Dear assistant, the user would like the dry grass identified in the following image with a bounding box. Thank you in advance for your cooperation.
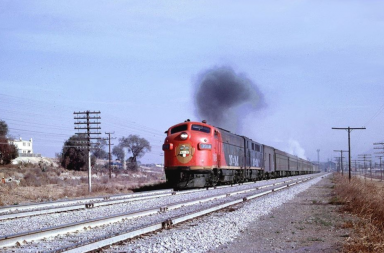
[0,164,165,206]
[334,174,384,252]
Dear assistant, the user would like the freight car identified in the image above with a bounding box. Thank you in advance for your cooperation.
[162,120,318,189]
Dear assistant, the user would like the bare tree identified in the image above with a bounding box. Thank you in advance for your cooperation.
[112,145,125,161]
[92,139,108,159]
[119,135,151,171]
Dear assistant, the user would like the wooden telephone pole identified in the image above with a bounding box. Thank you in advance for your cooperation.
[333,150,348,176]
[104,132,116,179]
[74,111,101,193]
[358,154,372,181]
[374,142,384,181]
[332,127,366,182]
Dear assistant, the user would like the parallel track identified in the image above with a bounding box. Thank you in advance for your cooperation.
[0,181,273,221]
[0,189,173,215]
[0,174,321,252]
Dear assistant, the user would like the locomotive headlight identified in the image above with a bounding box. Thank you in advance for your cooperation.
[180,132,189,140]
[198,143,212,150]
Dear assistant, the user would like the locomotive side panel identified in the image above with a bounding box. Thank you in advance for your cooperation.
[244,138,263,170]
[263,145,275,173]
[220,130,245,169]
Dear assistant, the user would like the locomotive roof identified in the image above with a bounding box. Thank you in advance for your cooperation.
[166,121,312,164]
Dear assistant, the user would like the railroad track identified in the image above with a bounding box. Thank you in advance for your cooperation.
[0,180,276,221]
[0,174,321,252]
[0,189,179,221]
[0,189,174,216]
[0,176,304,221]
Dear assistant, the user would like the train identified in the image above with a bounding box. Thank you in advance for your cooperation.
[162,120,319,189]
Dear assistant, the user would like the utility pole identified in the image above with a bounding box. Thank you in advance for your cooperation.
[317,149,320,171]
[332,127,366,182]
[74,111,101,193]
[105,132,116,179]
[334,157,342,173]
[370,160,372,180]
[376,156,383,181]
[358,154,371,181]
[374,142,384,181]
[350,160,359,175]
[334,150,348,176]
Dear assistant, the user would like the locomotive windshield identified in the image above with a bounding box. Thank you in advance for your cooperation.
[170,124,188,134]
[191,124,211,133]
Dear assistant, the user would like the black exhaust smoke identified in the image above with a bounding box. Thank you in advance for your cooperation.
[193,66,266,132]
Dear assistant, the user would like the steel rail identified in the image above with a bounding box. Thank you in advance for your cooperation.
[0,192,174,221]
[0,175,309,221]
[0,175,317,250]
[62,176,319,253]
[0,175,294,215]
[0,189,173,214]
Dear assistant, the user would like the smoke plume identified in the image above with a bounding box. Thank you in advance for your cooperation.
[193,66,266,132]
[288,139,306,159]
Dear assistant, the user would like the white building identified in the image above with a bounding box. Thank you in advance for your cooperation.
[8,137,33,155]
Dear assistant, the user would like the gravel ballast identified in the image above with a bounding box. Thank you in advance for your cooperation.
[0,176,305,236]
[1,176,314,252]
[217,174,353,253]
[104,175,329,253]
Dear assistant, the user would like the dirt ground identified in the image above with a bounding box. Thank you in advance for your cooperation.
[215,175,353,253]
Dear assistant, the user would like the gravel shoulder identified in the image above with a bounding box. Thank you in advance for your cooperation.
[103,175,334,253]
[215,175,352,253]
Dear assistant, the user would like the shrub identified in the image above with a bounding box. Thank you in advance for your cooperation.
[21,172,42,187]
[0,136,18,164]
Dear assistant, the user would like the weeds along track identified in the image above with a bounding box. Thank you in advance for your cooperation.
[0,174,321,252]
[335,174,384,253]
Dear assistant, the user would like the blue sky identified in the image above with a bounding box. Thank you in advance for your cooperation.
[1,1,384,164]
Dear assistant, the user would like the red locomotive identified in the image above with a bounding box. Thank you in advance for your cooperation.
[163,120,318,189]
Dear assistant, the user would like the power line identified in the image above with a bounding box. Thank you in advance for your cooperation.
[0,92,165,162]
[333,150,348,176]
[332,127,366,182]
[358,154,372,180]
[364,102,384,127]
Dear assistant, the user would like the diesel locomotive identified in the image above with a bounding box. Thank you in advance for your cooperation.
[162,120,318,189]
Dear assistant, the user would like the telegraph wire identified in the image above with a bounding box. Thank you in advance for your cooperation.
[353,101,384,152]
[3,118,72,131]
[0,92,165,161]
[364,102,384,127]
